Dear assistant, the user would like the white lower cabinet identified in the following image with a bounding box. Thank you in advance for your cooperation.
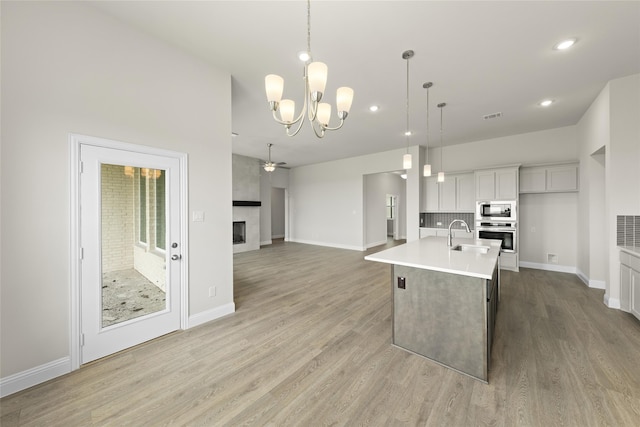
[632,269,640,320]
[499,252,518,271]
[620,250,640,321]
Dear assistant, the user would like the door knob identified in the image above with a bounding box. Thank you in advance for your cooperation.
[171,254,182,260]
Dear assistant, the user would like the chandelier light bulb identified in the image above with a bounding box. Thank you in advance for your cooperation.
[265,75,284,103]
[279,99,296,123]
[316,103,332,126]
[336,87,354,115]
[308,62,328,99]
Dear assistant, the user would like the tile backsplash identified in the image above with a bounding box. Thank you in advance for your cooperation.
[617,215,640,247]
[421,212,475,230]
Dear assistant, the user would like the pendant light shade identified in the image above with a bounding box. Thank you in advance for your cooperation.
[403,153,412,169]
[437,171,445,183]
[423,164,432,177]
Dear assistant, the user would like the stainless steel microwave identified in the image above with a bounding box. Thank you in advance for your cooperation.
[476,201,517,221]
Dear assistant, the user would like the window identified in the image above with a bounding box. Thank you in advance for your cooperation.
[386,195,395,220]
[155,172,166,250]
[138,171,147,245]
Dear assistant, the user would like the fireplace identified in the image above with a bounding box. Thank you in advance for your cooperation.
[233,221,246,245]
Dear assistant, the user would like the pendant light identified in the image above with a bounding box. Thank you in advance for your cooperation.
[437,102,446,182]
[402,50,413,170]
[423,82,433,177]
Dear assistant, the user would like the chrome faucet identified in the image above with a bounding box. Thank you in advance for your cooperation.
[448,219,471,247]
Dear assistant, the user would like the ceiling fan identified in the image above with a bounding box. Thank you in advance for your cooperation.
[261,143,286,172]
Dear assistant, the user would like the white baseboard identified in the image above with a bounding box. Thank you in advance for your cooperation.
[0,357,71,398]
[271,234,285,239]
[366,239,388,249]
[187,302,235,329]
[288,238,364,251]
[576,268,607,290]
[260,239,273,246]
[605,293,621,309]
[519,261,576,274]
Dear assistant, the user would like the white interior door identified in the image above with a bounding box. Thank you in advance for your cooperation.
[79,143,183,364]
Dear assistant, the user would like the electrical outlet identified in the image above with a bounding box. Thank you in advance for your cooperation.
[547,254,558,264]
[208,286,216,297]
[397,277,406,289]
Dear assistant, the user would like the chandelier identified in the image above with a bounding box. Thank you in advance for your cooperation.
[264,0,354,138]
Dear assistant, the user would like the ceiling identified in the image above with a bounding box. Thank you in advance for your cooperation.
[93,1,640,168]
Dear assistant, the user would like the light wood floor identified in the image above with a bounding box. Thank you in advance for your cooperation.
[2,239,640,426]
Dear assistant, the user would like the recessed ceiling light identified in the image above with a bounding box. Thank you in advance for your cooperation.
[554,38,576,50]
[298,51,311,62]
[404,131,412,136]
[540,99,554,107]
[369,105,379,112]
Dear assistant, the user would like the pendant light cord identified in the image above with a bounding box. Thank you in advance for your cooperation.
[405,56,410,154]
[307,0,311,58]
[440,104,443,171]
[426,87,430,163]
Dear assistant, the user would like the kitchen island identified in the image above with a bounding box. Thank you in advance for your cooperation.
[365,236,501,382]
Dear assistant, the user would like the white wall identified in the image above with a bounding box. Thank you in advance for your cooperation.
[1,1,233,387]
[427,126,578,172]
[364,173,407,248]
[519,192,578,268]
[576,84,610,288]
[289,147,412,250]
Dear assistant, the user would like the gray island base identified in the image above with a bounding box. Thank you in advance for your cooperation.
[365,236,501,383]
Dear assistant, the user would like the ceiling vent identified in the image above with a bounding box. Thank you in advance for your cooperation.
[483,112,503,120]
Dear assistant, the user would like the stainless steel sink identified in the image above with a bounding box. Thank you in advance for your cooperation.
[451,244,490,254]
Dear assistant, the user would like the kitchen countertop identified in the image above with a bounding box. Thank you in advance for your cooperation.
[365,236,501,280]
[620,246,640,257]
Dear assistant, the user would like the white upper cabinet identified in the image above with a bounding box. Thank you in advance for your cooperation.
[424,173,475,212]
[520,163,579,193]
[475,167,519,200]
[456,173,476,212]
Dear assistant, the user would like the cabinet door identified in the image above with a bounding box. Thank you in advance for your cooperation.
[456,173,475,212]
[495,169,518,200]
[440,178,457,211]
[520,167,546,193]
[475,171,496,200]
[547,165,578,192]
[621,264,631,312]
[425,177,439,211]
[631,269,640,320]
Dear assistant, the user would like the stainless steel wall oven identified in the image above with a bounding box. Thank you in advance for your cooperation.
[476,222,516,253]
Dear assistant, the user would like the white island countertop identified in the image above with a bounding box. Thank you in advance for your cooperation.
[365,236,501,280]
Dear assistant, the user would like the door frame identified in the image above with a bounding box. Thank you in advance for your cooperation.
[69,133,189,371]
